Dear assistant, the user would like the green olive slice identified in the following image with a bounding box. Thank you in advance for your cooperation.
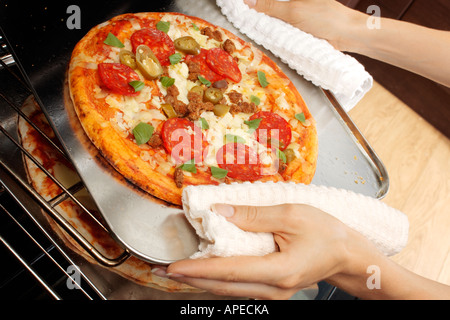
[204,87,223,104]
[213,104,230,117]
[174,36,201,55]
[284,148,296,164]
[135,45,163,80]
[161,103,177,119]
[119,50,137,69]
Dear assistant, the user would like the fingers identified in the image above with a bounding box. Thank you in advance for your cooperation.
[166,254,304,299]
[212,203,297,233]
[244,0,291,20]
[169,276,299,300]
[167,253,287,286]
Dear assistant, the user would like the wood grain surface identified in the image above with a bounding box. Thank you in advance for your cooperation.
[348,81,450,286]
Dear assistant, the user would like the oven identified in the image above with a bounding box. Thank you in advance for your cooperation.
[0,0,369,301]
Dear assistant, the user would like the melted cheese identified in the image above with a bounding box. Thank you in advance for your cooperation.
[168,62,196,104]
[105,85,166,134]
[200,111,273,168]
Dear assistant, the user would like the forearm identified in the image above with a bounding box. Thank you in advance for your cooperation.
[245,0,450,86]
[326,228,450,300]
[340,12,450,87]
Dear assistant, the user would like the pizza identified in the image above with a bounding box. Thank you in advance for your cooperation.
[18,96,202,294]
[68,12,318,206]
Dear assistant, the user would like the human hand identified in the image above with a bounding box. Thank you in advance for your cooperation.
[164,203,380,299]
[243,0,363,51]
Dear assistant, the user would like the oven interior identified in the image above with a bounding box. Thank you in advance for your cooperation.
[0,1,356,300]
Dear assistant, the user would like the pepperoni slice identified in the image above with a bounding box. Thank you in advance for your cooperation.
[98,63,140,96]
[130,28,175,66]
[249,111,292,151]
[206,48,242,83]
[161,118,208,164]
[216,143,262,181]
[184,49,225,83]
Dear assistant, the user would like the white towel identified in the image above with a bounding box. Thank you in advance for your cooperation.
[182,182,409,259]
[216,0,373,111]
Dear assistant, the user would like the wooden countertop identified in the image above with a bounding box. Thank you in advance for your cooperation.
[348,81,450,286]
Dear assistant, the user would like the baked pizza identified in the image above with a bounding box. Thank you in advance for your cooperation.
[68,12,318,205]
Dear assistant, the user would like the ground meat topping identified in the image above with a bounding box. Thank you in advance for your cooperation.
[201,27,223,42]
[187,90,203,103]
[222,39,236,54]
[174,167,184,188]
[227,90,243,104]
[173,101,188,117]
[230,101,257,114]
[186,101,214,121]
[186,60,201,81]
[147,132,163,148]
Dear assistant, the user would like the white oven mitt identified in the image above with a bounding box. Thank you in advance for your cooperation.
[182,182,409,259]
[216,0,373,111]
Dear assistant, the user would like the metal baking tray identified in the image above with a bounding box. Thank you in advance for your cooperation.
[0,0,388,266]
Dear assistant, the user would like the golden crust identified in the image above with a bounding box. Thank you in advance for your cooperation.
[68,12,318,206]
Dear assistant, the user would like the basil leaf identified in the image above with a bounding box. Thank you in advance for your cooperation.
[132,122,154,145]
[192,23,200,31]
[224,134,245,144]
[103,32,124,48]
[160,76,175,88]
[199,118,209,130]
[169,53,182,65]
[295,112,306,124]
[210,166,228,179]
[129,80,145,92]
[244,118,262,133]
[276,149,287,163]
[198,75,211,87]
[179,159,197,173]
[250,95,260,106]
[156,21,170,33]
[257,71,269,88]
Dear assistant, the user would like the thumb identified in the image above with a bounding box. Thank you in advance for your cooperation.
[244,0,291,19]
[212,203,289,233]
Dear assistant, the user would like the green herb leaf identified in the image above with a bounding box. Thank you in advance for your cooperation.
[156,21,170,33]
[244,118,262,133]
[192,23,200,31]
[179,159,197,173]
[198,75,211,87]
[129,80,145,92]
[199,118,209,130]
[103,32,124,48]
[276,149,287,163]
[169,53,182,65]
[210,166,228,179]
[132,122,154,145]
[257,71,269,88]
[295,112,306,124]
[250,95,260,106]
[160,76,175,88]
[224,134,246,144]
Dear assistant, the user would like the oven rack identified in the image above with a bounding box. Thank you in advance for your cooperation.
[0,190,104,299]
[0,38,130,299]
